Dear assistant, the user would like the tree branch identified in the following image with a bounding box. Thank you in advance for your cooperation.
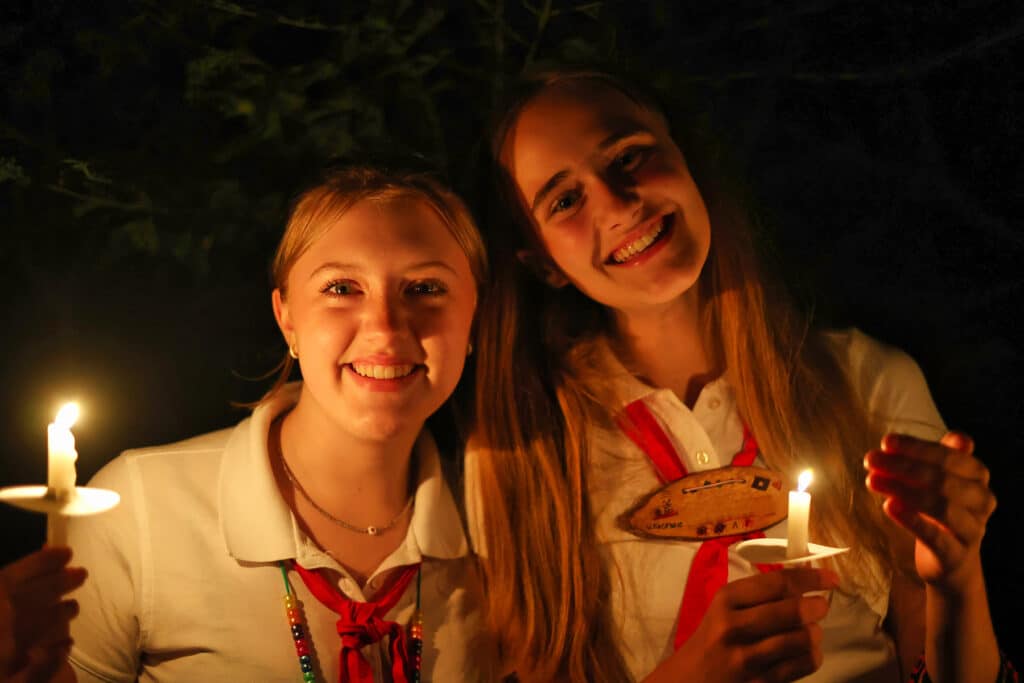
[206,0,351,33]
[524,0,553,68]
[45,185,163,215]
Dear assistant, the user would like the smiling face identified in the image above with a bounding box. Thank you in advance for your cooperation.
[502,80,712,317]
[273,197,477,444]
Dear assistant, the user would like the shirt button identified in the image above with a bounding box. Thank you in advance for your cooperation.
[708,398,721,409]
[696,450,710,465]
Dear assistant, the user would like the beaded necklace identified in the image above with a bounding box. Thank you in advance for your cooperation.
[278,561,425,682]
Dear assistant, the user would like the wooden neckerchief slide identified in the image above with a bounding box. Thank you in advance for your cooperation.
[622,465,787,540]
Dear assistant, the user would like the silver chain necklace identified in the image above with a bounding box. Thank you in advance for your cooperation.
[280,455,414,536]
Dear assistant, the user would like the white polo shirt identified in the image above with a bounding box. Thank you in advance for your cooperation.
[466,328,945,681]
[69,382,493,682]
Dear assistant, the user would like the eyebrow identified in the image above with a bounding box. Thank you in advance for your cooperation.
[530,171,569,216]
[308,259,458,280]
[528,125,649,216]
[405,259,459,275]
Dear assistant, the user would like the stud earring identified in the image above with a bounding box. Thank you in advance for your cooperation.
[466,342,474,357]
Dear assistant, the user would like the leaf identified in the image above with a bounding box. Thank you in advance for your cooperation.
[559,37,602,63]
[396,0,415,18]
[116,218,160,255]
[403,7,447,49]
[185,49,268,111]
[0,157,29,186]
[209,180,245,212]
[61,159,113,185]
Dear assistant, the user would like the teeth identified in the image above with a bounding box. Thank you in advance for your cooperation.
[611,219,666,263]
[351,363,415,380]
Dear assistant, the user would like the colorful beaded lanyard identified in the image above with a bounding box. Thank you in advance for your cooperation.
[278,561,425,682]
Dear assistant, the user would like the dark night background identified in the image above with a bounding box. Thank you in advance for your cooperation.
[2,0,1021,665]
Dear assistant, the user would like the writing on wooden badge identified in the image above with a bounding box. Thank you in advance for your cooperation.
[621,466,787,541]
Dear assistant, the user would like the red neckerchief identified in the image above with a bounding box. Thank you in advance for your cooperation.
[617,399,775,648]
[291,561,420,683]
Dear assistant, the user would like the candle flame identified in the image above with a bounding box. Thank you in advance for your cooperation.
[54,403,80,429]
[797,469,813,492]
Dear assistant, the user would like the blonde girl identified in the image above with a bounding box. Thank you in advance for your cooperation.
[67,166,493,681]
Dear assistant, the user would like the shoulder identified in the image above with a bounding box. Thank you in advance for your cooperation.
[823,328,945,438]
[87,423,239,499]
[824,328,923,384]
[122,425,235,460]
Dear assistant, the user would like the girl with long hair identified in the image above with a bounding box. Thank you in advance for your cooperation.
[66,165,495,681]
[467,71,1010,682]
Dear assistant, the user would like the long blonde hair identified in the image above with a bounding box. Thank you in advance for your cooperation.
[472,70,904,681]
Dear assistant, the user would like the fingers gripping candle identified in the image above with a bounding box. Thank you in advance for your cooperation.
[786,469,812,559]
[47,402,80,546]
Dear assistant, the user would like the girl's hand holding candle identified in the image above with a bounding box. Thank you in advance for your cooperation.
[786,469,813,559]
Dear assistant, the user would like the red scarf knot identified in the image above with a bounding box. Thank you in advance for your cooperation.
[292,560,420,683]
[336,613,402,649]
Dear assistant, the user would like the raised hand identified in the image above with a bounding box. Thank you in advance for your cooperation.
[864,432,996,591]
[647,568,838,683]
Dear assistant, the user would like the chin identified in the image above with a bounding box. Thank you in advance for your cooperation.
[348,412,425,443]
[638,263,703,300]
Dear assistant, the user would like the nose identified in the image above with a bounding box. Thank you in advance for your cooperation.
[591,172,640,232]
[361,291,409,343]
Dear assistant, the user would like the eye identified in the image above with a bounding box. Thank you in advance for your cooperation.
[549,188,582,216]
[406,279,448,297]
[613,146,651,173]
[321,279,361,296]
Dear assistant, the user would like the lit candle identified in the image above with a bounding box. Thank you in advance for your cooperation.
[46,402,80,546]
[786,469,813,559]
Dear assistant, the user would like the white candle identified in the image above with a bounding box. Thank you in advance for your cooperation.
[786,469,813,559]
[46,402,80,546]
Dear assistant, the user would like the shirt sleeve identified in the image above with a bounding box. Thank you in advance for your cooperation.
[67,454,146,683]
[836,328,947,440]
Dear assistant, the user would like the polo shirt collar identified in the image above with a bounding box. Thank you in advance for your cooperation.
[219,382,303,563]
[593,337,671,408]
[594,336,731,411]
[407,430,469,560]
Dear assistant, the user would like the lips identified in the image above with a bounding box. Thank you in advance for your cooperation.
[606,214,674,265]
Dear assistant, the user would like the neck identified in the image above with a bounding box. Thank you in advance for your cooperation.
[276,395,417,529]
[611,290,718,407]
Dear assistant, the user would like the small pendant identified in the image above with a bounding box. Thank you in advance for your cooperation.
[367,526,379,536]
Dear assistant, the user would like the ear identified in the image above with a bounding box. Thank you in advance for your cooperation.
[271,288,295,346]
[516,249,569,289]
